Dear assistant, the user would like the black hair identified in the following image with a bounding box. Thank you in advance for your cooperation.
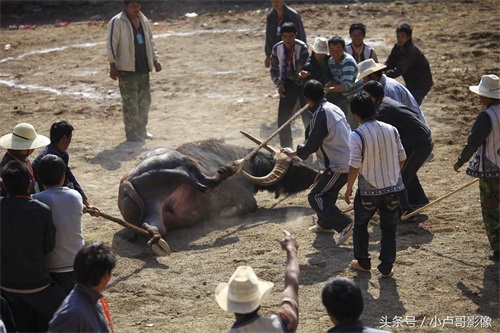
[124,1,140,5]
[349,23,366,37]
[303,80,325,102]
[1,161,31,196]
[74,241,117,287]
[350,91,377,121]
[50,120,74,144]
[362,80,385,100]
[328,36,346,50]
[281,22,297,34]
[396,23,412,38]
[322,277,364,323]
[37,154,66,187]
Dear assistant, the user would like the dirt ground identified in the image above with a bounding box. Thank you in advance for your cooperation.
[0,0,499,332]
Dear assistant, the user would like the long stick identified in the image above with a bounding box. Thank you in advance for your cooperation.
[238,104,310,168]
[401,178,479,220]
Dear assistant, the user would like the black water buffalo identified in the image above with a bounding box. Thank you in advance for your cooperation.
[118,139,317,241]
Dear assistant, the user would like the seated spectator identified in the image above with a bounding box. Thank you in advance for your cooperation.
[0,122,50,195]
[346,23,379,63]
[0,161,66,332]
[48,242,117,332]
[215,230,299,332]
[32,120,93,208]
[33,154,85,294]
[322,277,391,332]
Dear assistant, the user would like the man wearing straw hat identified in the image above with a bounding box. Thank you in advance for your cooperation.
[0,122,50,195]
[215,230,300,332]
[356,58,426,126]
[454,74,500,262]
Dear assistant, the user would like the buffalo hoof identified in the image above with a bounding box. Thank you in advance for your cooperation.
[151,238,171,256]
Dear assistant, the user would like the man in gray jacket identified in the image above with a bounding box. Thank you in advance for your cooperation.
[107,1,162,142]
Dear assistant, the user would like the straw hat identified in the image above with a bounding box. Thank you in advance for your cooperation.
[0,123,50,150]
[355,59,387,82]
[469,74,500,99]
[215,266,274,314]
[310,37,329,55]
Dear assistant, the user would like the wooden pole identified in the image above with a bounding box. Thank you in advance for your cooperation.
[400,178,479,220]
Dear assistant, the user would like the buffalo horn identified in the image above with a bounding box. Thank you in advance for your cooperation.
[241,152,291,186]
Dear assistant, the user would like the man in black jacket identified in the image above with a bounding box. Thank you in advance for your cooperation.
[384,23,433,105]
[363,81,433,217]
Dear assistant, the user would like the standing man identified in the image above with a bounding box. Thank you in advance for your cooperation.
[48,242,117,332]
[454,74,500,262]
[325,36,364,130]
[270,22,310,148]
[107,0,162,142]
[215,230,299,332]
[32,120,93,208]
[384,23,433,106]
[363,81,433,217]
[0,161,66,332]
[265,0,306,69]
[33,155,85,295]
[281,80,354,246]
[345,92,406,278]
[345,23,379,63]
[356,59,427,125]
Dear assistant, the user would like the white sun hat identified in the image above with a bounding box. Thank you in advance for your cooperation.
[311,37,329,55]
[356,58,387,82]
[0,123,50,150]
[469,74,500,99]
[215,266,274,314]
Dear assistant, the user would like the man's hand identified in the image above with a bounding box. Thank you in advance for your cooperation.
[344,187,353,205]
[280,230,298,253]
[109,63,118,80]
[453,162,461,173]
[154,61,162,72]
[280,147,296,157]
[264,55,271,68]
[278,85,286,98]
[299,70,310,78]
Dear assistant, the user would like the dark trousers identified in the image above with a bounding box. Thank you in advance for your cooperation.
[353,192,399,275]
[408,85,431,106]
[50,271,75,295]
[308,170,352,232]
[277,80,310,148]
[1,281,66,332]
[399,143,433,211]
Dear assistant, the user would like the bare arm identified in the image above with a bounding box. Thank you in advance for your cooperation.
[280,230,299,303]
[344,166,359,205]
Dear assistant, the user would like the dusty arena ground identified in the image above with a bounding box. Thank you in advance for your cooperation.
[0,1,499,332]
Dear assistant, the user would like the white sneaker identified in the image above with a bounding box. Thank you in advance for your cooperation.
[335,221,354,246]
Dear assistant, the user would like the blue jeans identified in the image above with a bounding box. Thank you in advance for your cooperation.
[308,170,351,232]
[353,192,399,275]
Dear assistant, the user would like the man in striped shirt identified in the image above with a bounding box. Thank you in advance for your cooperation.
[325,36,364,130]
[270,22,311,148]
[345,92,406,278]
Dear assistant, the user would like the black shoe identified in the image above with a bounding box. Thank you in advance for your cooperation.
[126,132,145,142]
